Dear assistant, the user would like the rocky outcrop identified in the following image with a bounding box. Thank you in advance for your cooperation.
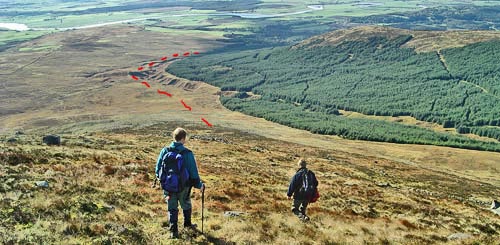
[42,135,60,146]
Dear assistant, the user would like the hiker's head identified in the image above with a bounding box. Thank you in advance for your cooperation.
[298,159,307,168]
[172,127,187,143]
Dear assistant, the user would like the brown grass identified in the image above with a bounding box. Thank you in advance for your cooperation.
[103,165,116,175]
[1,127,499,244]
[400,219,418,230]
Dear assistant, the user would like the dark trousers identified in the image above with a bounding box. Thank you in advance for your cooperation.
[166,187,192,231]
[292,199,309,218]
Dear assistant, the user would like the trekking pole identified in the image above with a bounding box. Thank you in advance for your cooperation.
[202,187,205,234]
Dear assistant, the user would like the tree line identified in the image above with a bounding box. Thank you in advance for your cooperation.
[168,35,500,151]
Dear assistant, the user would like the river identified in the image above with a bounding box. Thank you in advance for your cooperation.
[1,5,323,31]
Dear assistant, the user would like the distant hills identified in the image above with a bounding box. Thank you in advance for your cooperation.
[349,5,500,31]
[295,26,500,52]
[167,26,500,151]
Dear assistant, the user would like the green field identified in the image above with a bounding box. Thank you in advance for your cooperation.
[0,30,51,51]
[2,0,500,49]
[1,0,498,27]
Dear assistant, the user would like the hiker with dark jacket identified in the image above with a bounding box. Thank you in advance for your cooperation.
[155,128,205,239]
[287,159,318,221]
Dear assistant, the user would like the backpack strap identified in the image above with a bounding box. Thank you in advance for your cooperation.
[309,170,318,188]
[160,147,170,162]
[299,169,308,180]
[302,169,309,189]
[293,169,308,193]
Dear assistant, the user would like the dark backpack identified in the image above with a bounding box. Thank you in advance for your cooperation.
[158,147,190,193]
[298,170,317,200]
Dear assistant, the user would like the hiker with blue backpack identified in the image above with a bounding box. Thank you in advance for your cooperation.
[155,127,205,239]
[287,159,319,222]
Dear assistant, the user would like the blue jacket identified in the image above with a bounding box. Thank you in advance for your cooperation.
[287,167,318,200]
[155,142,203,189]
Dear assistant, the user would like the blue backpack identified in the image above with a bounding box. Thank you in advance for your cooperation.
[158,147,190,193]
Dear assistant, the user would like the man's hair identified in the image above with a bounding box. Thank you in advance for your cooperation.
[298,159,307,168]
[172,127,187,142]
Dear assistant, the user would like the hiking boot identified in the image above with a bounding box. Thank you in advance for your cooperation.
[295,212,310,222]
[170,231,179,239]
[183,209,197,229]
[169,222,179,239]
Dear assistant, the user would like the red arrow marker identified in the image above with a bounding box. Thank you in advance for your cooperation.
[131,75,139,80]
[201,118,213,127]
[180,100,192,111]
[138,66,144,71]
[173,53,179,57]
[193,51,200,55]
[148,62,155,67]
[141,81,151,88]
[161,56,167,61]
[157,89,172,97]
[183,52,190,56]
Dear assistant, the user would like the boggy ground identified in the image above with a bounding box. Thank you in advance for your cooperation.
[1,122,499,244]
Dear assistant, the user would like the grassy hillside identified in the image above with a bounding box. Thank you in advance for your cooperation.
[1,124,499,244]
[167,26,500,151]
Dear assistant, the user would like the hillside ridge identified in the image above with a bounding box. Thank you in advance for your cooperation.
[295,26,500,52]
[167,26,500,150]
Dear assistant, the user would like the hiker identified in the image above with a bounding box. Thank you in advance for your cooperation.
[287,159,318,221]
[155,127,205,239]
